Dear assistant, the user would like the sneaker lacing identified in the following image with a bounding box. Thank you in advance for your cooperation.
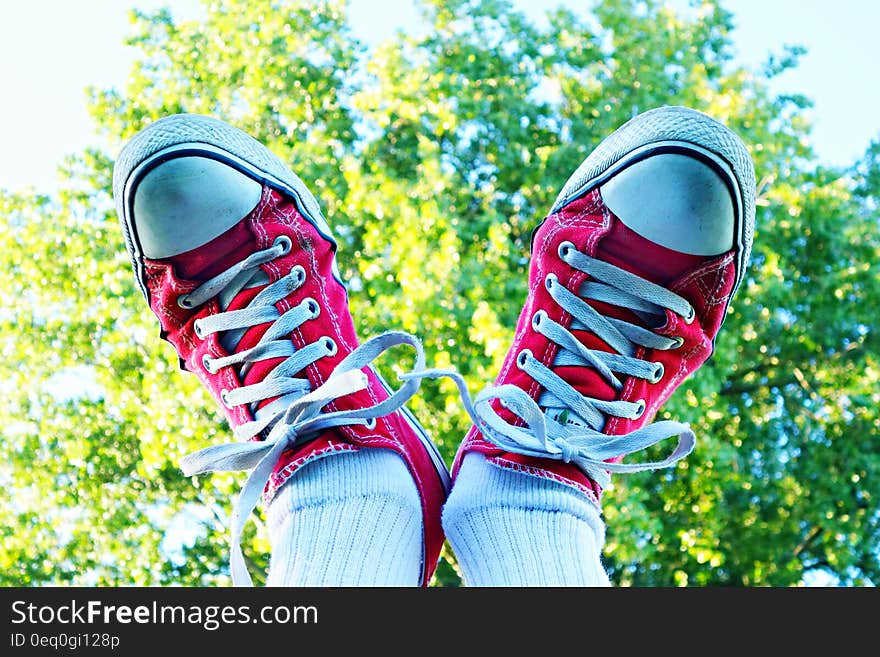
[174,237,448,585]
[466,241,698,489]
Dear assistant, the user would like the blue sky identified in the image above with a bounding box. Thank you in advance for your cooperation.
[1,0,878,191]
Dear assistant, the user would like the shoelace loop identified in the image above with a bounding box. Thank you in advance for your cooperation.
[182,330,446,586]
[174,236,700,584]
[174,239,464,586]
[470,241,698,488]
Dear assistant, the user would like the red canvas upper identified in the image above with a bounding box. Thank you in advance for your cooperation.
[141,185,446,586]
[453,189,737,507]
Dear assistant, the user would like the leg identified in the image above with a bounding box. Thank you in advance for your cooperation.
[444,106,756,586]
[444,453,609,586]
[113,116,449,586]
[267,449,422,586]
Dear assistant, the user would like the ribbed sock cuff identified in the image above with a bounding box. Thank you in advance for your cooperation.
[266,448,423,587]
[442,453,610,586]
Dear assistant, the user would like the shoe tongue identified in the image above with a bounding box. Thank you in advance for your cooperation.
[169,219,258,281]
[224,275,285,418]
[167,217,288,416]
[545,216,704,428]
[167,219,271,352]
[597,217,705,285]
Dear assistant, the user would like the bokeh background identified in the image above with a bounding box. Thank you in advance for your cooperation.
[1,0,877,586]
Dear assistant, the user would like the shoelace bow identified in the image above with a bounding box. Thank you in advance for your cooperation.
[175,236,697,586]
[176,237,463,586]
[468,240,697,489]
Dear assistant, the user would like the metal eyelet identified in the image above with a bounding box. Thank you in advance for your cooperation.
[648,362,664,384]
[273,235,293,255]
[202,354,216,373]
[558,241,575,259]
[365,417,377,429]
[683,305,696,325]
[304,297,320,319]
[632,399,646,419]
[545,273,557,291]
[516,349,532,369]
[532,310,547,331]
[193,320,206,340]
[177,294,195,309]
[670,336,685,349]
[220,389,234,409]
[291,265,306,285]
[322,337,337,356]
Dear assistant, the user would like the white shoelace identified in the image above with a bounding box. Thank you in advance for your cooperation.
[464,240,697,489]
[174,236,698,585]
[175,238,463,586]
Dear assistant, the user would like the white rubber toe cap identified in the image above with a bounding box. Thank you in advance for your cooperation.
[600,153,735,256]
[132,156,262,259]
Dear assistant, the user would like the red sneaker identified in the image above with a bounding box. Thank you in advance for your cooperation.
[453,106,756,508]
[113,114,450,586]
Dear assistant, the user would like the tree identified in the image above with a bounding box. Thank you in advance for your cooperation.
[1,0,876,587]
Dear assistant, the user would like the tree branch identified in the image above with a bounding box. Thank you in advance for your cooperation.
[720,343,868,396]
[721,373,799,396]
[793,525,823,559]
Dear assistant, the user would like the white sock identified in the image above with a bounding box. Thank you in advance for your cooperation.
[442,453,610,586]
[266,448,423,586]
